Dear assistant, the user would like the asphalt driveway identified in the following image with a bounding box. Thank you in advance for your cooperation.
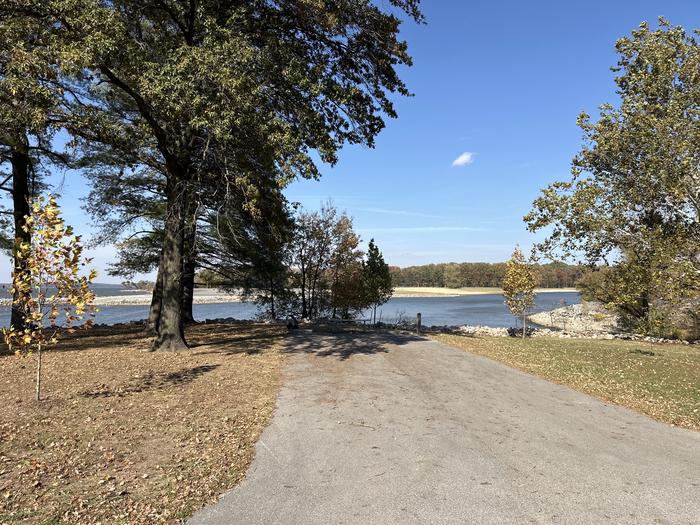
[189,330,700,524]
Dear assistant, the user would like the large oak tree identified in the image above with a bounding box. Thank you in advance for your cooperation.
[4,0,422,350]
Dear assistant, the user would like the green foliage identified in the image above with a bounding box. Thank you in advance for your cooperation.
[0,3,61,140]
[0,0,422,348]
[362,239,393,323]
[390,261,582,288]
[526,18,700,336]
[15,0,425,205]
[0,1,422,347]
[198,180,294,319]
[122,280,155,291]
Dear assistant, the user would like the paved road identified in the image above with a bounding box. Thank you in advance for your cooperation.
[189,331,700,524]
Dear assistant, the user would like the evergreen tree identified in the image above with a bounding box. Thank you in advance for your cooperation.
[362,239,393,324]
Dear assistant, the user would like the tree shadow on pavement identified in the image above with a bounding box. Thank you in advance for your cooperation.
[285,329,425,360]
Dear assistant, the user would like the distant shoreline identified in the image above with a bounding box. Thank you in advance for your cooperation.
[393,287,578,298]
[0,288,243,307]
[94,288,243,306]
[0,286,578,307]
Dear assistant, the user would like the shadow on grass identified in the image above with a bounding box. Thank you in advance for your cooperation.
[188,325,283,356]
[286,328,425,360]
[50,325,149,354]
[3,323,283,356]
[80,364,220,398]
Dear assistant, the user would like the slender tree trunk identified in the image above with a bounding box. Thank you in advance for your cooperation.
[300,261,307,319]
[10,139,31,332]
[309,281,316,320]
[309,265,322,320]
[151,175,188,352]
[181,255,196,324]
[522,311,526,339]
[331,266,339,319]
[269,277,276,319]
[146,251,165,334]
[35,344,42,402]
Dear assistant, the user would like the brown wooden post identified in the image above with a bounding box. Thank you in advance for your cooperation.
[416,312,422,334]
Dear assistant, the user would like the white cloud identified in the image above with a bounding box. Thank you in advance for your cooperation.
[358,226,486,233]
[355,207,445,219]
[451,151,474,167]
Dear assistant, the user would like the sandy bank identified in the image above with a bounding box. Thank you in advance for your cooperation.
[0,288,243,307]
[95,288,242,306]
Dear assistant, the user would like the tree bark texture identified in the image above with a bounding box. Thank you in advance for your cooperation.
[181,210,197,324]
[151,175,188,351]
[146,250,165,335]
[10,138,31,332]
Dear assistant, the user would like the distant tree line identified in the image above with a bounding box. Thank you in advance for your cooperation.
[121,280,155,292]
[389,261,584,289]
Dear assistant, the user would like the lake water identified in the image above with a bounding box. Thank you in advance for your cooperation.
[372,292,580,327]
[0,288,579,328]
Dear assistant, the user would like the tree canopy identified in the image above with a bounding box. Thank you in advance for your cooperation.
[525,19,700,334]
[0,0,423,349]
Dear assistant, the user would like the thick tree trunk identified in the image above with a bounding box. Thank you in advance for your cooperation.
[10,140,31,332]
[146,251,165,334]
[150,176,188,352]
[181,214,197,324]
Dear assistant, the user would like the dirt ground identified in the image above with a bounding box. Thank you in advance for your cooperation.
[0,323,285,524]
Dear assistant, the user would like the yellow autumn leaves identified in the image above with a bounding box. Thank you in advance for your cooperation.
[3,195,97,356]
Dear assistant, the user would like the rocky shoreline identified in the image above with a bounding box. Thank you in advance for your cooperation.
[384,302,697,345]
[61,304,699,346]
[527,303,618,333]
[419,303,697,345]
[422,324,697,345]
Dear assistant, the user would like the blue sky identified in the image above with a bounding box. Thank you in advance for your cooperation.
[2,1,698,283]
[286,1,699,266]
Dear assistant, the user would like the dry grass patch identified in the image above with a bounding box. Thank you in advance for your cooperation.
[0,323,286,524]
[434,334,700,431]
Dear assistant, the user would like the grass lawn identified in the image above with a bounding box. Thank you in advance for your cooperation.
[434,334,700,431]
[0,323,286,524]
